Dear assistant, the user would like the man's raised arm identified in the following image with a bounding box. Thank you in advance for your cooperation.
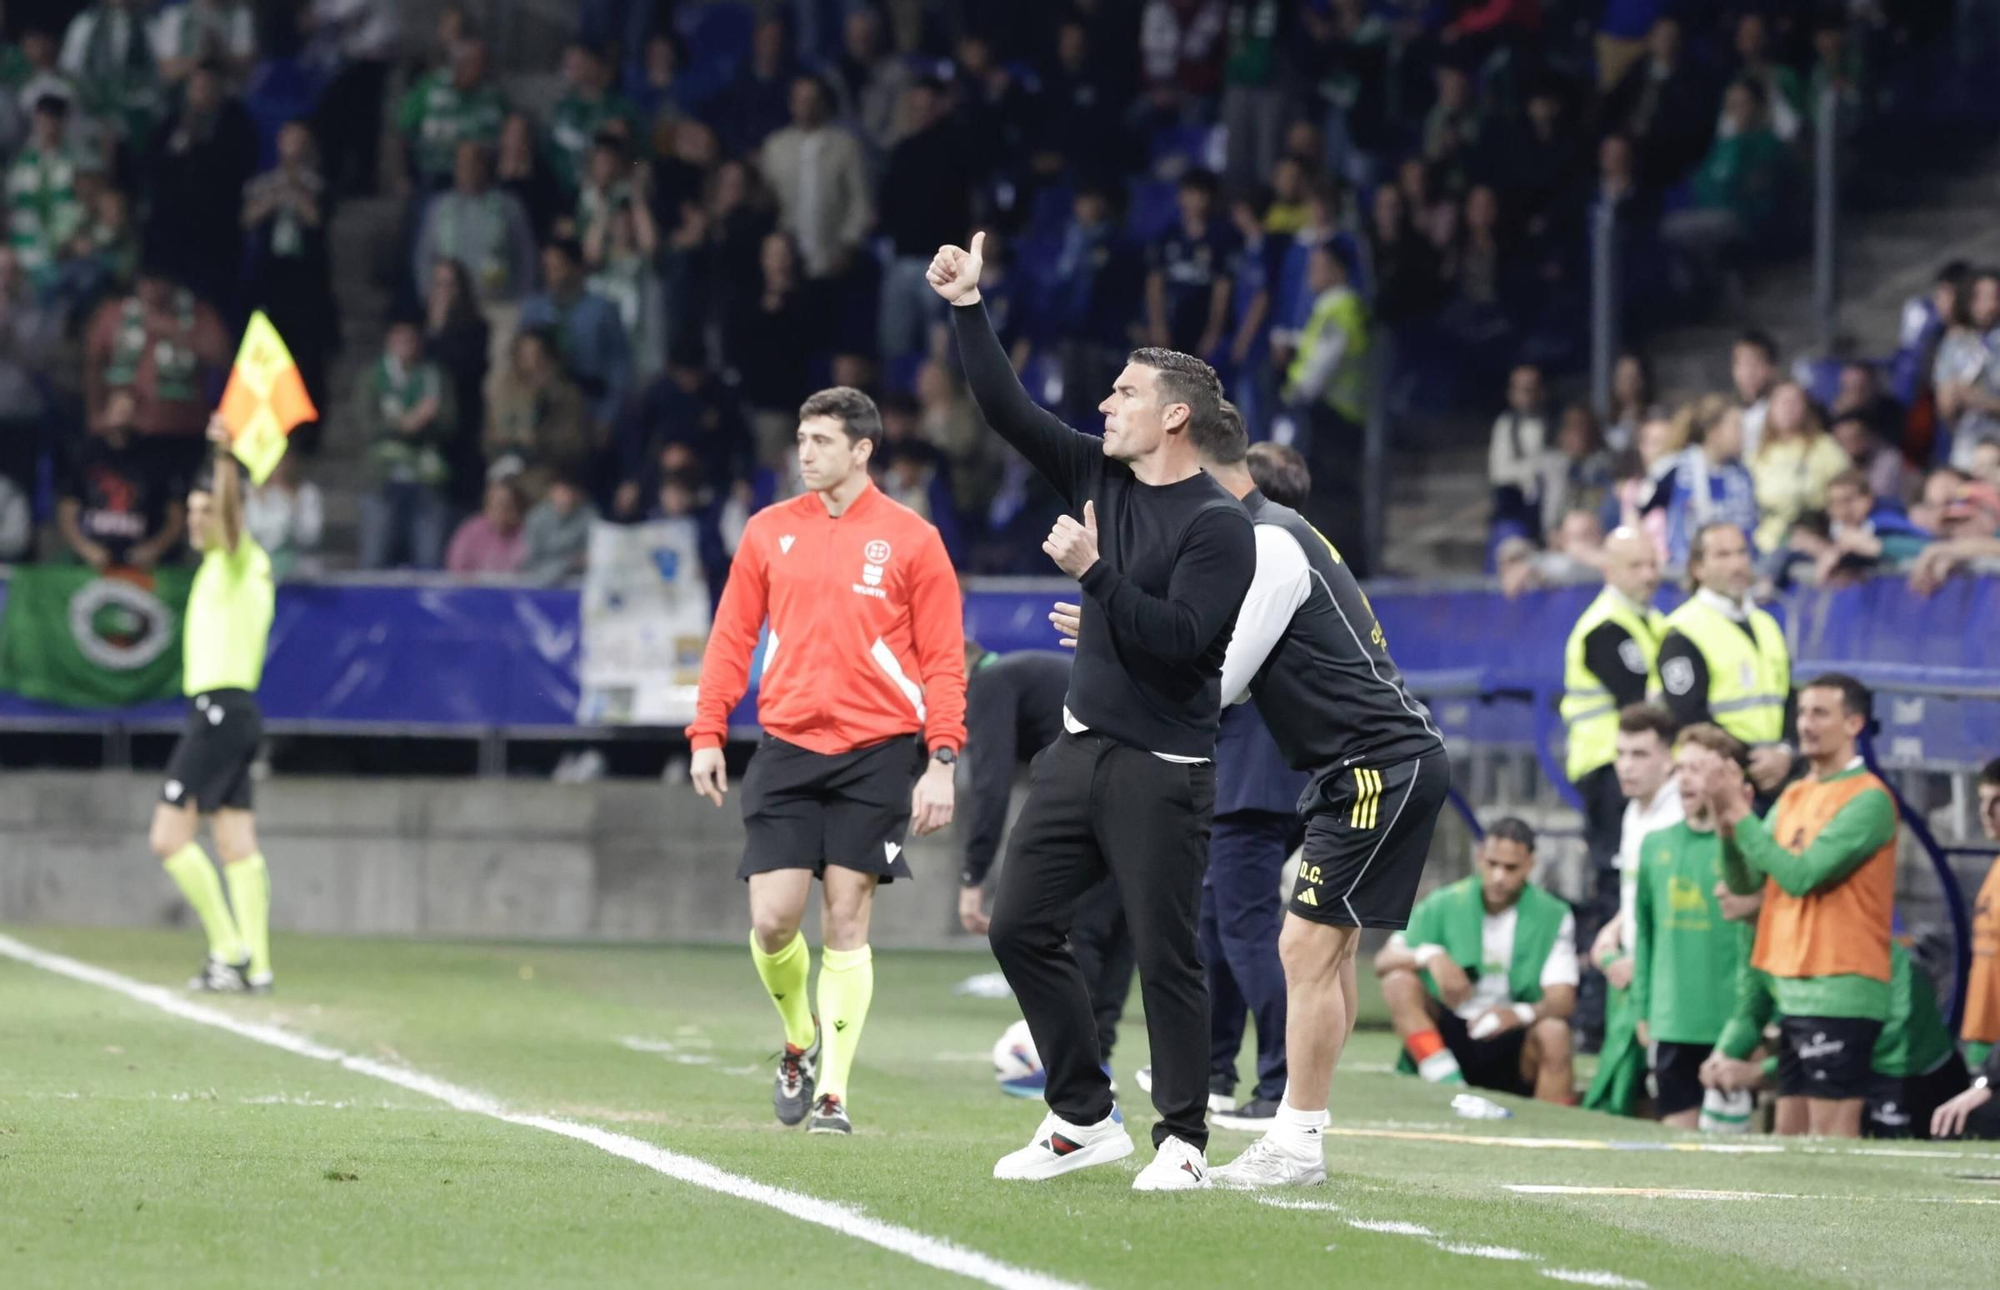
[932,232,1095,506]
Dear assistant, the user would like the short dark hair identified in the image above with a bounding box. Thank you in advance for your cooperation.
[1246,442,1310,508]
[1980,757,2000,786]
[1195,399,1248,466]
[1791,509,1832,541]
[1735,330,1777,363]
[1802,672,1873,723]
[1616,703,1677,746]
[1127,347,1221,439]
[1688,520,1745,570]
[543,236,584,267]
[1178,168,1218,197]
[799,385,883,446]
[1487,817,1537,853]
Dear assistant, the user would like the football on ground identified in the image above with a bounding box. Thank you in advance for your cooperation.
[3,927,1994,1290]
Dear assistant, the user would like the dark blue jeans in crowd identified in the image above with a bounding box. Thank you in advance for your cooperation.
[1200,809,1295,1104]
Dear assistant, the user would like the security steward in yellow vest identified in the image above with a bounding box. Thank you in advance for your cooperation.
[1659,522,1796,806]
[1562,528,1666,869]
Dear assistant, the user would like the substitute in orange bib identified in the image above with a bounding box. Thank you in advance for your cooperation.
[1706,673,1896,1138]
[686,386,967,1139]
[1962,758,2000,1070]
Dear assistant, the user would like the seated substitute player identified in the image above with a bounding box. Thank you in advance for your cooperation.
[1375,820,1579,1104]
[152,415,277,994]
[1699,673,1898,1139]
[1629,723,1752,1129]
[687,387,967,1137]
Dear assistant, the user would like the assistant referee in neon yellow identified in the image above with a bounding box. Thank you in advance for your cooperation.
[149,414,277,994]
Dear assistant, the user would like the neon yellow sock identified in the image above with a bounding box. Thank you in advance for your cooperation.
[225,853,272,981]
[750,931,817,1051]
[816,945,874,1104]
[163,843,243,963]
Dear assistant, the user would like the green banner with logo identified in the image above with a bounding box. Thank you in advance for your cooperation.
[0,566,194,707]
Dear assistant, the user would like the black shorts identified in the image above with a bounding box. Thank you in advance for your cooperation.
[161,689,262,813]
[1866,1049,1971,1140]
[1775,1015,1884,1101]
[1652,1041,1710,1118]
[1435,1004,1533,1097]
[737,734,923,883]
[1289,752,1450,929]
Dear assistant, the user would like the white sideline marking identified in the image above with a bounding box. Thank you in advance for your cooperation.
[1509,1184,2000,1206]
[1349,1219,1435,1236]
[1255,1197,1643,1285]
[1435,1242,1535,1260]
[0,934,1091,1290]
[1541,1270,1646,1288]
[1324,1124,2000,1160]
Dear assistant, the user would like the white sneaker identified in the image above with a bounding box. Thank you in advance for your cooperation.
[992,1110,1134,1181]
[1131,1135,1209,1191]
[1210,1133,1327,1189]
[1133,1065,1236,1113]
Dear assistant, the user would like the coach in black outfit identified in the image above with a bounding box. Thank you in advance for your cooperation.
[931,232,1255,1191]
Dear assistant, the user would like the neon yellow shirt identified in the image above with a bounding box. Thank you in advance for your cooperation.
[183,535,274,695]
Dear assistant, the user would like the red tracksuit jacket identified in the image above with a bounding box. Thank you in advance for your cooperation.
[687,482,967,755]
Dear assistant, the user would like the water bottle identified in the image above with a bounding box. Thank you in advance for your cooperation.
[1451,1092,1514,1120]
[1699,1087,1753,1134]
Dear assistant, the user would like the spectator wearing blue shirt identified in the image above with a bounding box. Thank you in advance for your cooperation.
[1645,396,1760,572]
[1145,168,1235,360]
[1049,183,1144,421]
[1223,186,1275,437]
[520,236,631,438]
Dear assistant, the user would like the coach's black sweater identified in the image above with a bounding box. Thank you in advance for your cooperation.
[952,301,1254,759]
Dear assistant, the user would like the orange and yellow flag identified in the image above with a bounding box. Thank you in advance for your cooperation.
[217,311,316,485]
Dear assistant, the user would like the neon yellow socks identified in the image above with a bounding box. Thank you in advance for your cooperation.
[163,843,243,963]
[225,853,272,981]
[816,944,874,1103]
[750,931,817,1051]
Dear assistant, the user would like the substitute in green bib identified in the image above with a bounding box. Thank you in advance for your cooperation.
[1630,724,1752,1129]
[149,414,276,994]
[1561,528,1665,868]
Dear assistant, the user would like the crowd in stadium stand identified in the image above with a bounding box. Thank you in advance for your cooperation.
[0,1,1975,587]
[1490,310,2000,600]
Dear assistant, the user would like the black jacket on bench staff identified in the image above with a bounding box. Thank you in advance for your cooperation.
[1230,491,1444,799]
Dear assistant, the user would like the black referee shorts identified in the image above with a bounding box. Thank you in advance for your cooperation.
[161,689,262,813]
[737,734,923,883]
[1288,752,1450,930]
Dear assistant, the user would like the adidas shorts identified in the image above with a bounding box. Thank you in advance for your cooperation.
[1776,1015,1884,1102]
[1288,752,1450,929]
[160,689,262,813]
[737,734,923,883]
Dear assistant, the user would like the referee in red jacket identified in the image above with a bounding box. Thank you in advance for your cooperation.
[688,387,967,1138]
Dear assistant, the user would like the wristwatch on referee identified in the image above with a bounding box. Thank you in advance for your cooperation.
[931,747,958,767]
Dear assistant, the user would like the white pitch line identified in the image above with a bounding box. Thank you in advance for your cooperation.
[0,934,1091,1290]
[1508,1184,2000,1206]
[1255,1196,1643,1286]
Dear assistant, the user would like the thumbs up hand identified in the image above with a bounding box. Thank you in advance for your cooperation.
[1043,498,1100,579]
[926,231,986,305]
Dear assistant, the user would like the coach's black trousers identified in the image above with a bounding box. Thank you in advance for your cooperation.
[988,731,1215,1151]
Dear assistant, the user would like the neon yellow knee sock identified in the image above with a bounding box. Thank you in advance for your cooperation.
[750,931,817,1051]
[224,853,272,981]
[816,945,874,1104]
[163,843,243,963]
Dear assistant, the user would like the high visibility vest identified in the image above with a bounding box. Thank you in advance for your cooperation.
[1287,286,1370,423]
[1561,588,1664,783]
[1662,596,1790,745]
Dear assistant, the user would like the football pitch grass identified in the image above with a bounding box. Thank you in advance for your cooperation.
[4,928,1997,1289]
